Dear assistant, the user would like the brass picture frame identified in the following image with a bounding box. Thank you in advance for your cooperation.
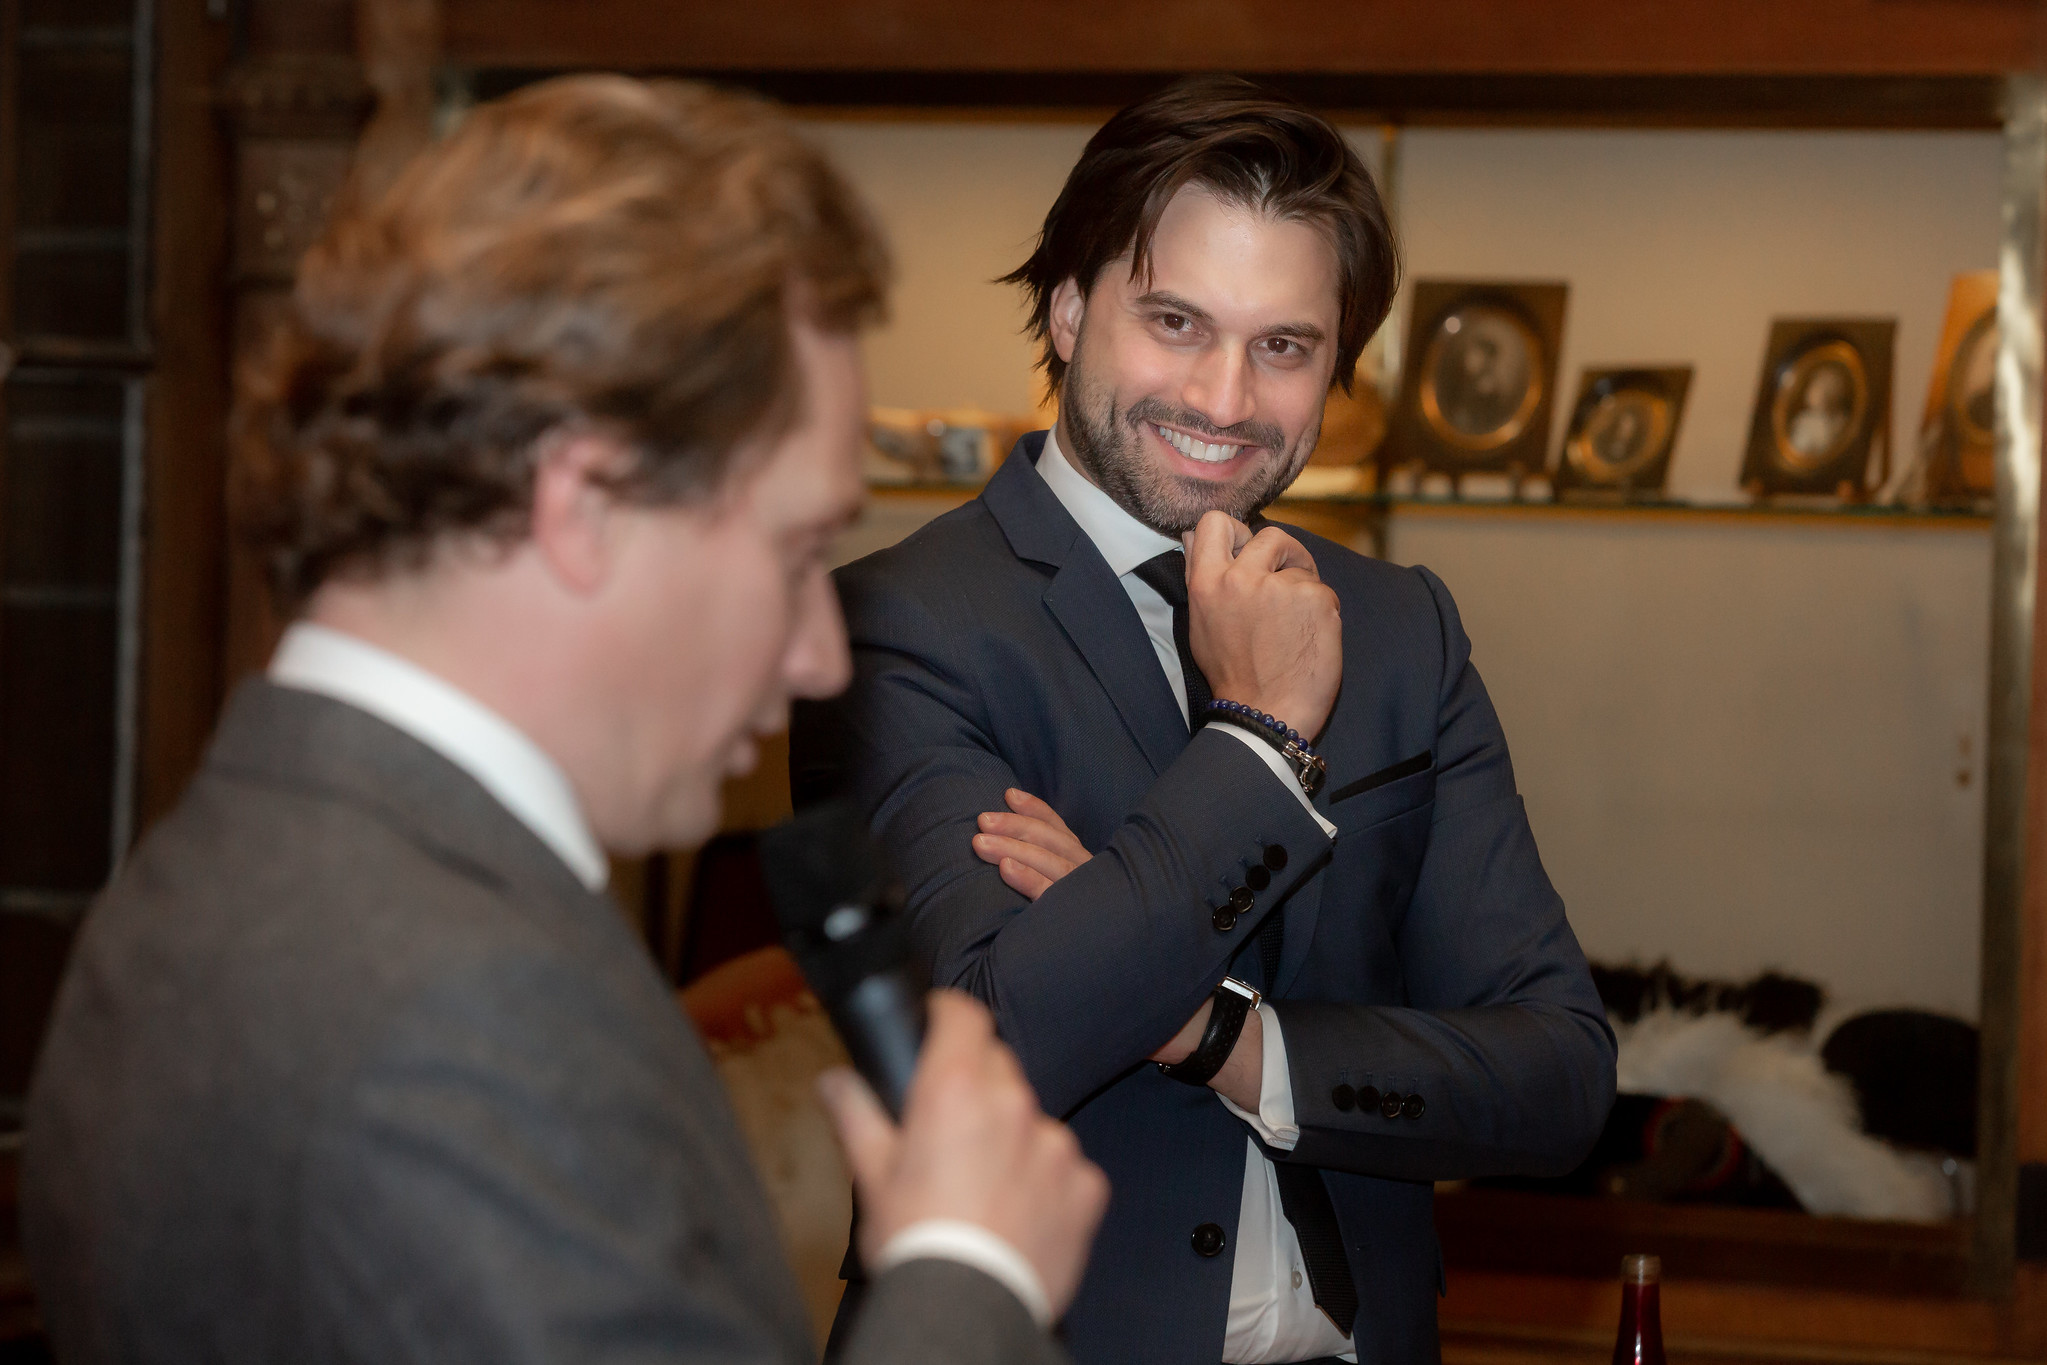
[1387,280,1568,489]
[1740,319,1895,500]
[1554,366,1692,498]
[1915,269,1998,507]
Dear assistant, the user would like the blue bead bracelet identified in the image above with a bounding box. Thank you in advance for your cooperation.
[1202,699,1320,758]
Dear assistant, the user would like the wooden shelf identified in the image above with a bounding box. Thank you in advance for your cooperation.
[1437,1187,1977,1299]
[465,69,2013,131]
[1345,495,1993,531]
[444,1,2045,89]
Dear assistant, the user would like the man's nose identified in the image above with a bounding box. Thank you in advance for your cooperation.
[787,571,853,702]
[1181,346,1255,431]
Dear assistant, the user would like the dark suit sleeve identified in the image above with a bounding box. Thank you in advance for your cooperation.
[298,950,1068,1365]
[1270,565,1617,1180]
[805,574,1330,1118]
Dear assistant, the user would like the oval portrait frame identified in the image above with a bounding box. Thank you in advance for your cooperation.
[1566,378,1674,483]
[1947,310,1998,448]
[1769,337,1870,474]
[1418,301,1547,455]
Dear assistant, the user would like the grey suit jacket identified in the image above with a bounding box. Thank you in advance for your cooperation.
[794,435,1616,1365]
[23,680,1060,1365]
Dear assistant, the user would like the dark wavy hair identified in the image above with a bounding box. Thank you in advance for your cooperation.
[236,74,889,605]
[1001,75,1399,398]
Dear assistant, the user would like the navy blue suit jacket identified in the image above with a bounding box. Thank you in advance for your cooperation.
[793,435,1616,1365]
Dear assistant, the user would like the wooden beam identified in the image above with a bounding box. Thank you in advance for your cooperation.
[137,0,234,832]
[444,0,2046,80]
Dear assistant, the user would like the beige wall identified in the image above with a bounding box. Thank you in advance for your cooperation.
[815,119,2002,1020]
[1388,512,1989,1021]
[802,120,1097,416]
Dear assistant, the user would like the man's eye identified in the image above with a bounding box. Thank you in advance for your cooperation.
[1159,314,1188,332]
[1262,337,1298,356]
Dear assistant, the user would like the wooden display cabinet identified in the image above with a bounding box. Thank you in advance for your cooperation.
[147,2,2047,1362]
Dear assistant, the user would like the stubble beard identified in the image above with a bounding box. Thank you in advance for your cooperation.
[1058,348,1318,538]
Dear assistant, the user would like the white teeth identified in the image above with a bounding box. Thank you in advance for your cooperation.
[1157,424,1236,463]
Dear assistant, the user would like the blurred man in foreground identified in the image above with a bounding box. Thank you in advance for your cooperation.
[22,75,1104,1364]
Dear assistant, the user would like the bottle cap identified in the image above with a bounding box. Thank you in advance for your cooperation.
[1621,1253,1662,1284]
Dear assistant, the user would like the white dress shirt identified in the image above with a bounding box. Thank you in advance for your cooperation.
[268,622,1054,1328]
[1034,433,1355,1362]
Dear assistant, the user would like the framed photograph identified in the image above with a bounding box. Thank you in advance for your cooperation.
[1739,319,1895,500]
[1554,366,1692,498]
[1913,270,1997,506]
[1387,280,1568,488]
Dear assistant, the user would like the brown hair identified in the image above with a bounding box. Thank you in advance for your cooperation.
[236,74,889,604]
[1002,75,1398,397]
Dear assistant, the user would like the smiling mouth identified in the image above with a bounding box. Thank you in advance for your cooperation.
[1154,423,1252,465]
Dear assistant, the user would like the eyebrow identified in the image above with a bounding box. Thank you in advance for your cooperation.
[1133,290,1327,345]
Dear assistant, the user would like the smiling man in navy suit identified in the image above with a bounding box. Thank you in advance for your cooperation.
[795,77,1616,1365]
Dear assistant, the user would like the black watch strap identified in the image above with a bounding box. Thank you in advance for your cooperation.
[1157,978,1261,1086]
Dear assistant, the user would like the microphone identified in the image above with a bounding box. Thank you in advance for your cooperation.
[757,800,928,1119]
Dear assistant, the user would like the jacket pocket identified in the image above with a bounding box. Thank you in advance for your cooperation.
[1327,751,1435,836]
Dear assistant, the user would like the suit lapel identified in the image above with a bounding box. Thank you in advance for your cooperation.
[983,436,1188,777]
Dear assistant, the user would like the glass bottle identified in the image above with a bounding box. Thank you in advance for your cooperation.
[1612,1253,1666,1365]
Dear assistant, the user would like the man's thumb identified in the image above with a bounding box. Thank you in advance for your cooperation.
[817,1066,898,1191]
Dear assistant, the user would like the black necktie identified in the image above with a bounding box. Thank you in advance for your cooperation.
[1130,550,1212,725]
[1132,550,1283,982]
[1130,551,1356,1335]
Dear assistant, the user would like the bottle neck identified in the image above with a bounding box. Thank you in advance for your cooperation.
[1614,1280,1665,1365]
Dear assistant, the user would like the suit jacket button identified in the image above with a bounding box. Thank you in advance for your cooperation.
[1331,1084,1356,1112]
[1402,1093,1427,1120]
[1192,1222,1227,1257]
[1245,864,1271,892]
[1228,886,1254,913]
[1212,907,1237,932]
[1263,844,1288,872]
[1357,1085,1381,1111]
[1380,1091,1405,1119]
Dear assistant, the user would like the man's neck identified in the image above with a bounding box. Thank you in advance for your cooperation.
[303,564,614,842]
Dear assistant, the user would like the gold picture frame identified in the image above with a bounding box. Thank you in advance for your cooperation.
[1387,280,1568,489]
[1915,269,1997,507]
[1739,319,1895,500]
[1554,366,1692,498]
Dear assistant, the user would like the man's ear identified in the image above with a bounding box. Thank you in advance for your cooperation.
[1047,277,1086,366]
[529,432,630,596]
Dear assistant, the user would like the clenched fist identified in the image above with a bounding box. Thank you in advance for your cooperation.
[818,991,1109,1318]
[1183,510,1343,741]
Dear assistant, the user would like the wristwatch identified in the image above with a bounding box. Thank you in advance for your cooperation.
[1156,978,1261,1087]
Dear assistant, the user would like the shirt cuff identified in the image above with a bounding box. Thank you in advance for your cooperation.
[1204,723,1337,839]
[1216,1002,1300,1151]
[874,1219,1053,1328]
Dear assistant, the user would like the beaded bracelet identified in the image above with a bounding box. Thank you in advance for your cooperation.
[1204,699,1319,755]
[1201,700,1328,798]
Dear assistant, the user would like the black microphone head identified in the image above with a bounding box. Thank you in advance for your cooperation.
[755,798,927,1119]
[756,798,883,939]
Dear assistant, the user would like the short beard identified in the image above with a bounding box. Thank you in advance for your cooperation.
[1059,352,1316,538]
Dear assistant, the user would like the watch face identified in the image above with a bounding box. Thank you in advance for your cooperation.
[1770,338,1870,474]
[1418,302,1546,455]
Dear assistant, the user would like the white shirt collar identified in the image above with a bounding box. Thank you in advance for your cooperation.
[268,622,610,892]
[1034,426,1180,577]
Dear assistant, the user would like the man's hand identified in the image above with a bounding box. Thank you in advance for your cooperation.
[817,991,1109,1319]
[1184,510,1343,740]
[972,790,1265,1109]
[972,789,1092,899]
